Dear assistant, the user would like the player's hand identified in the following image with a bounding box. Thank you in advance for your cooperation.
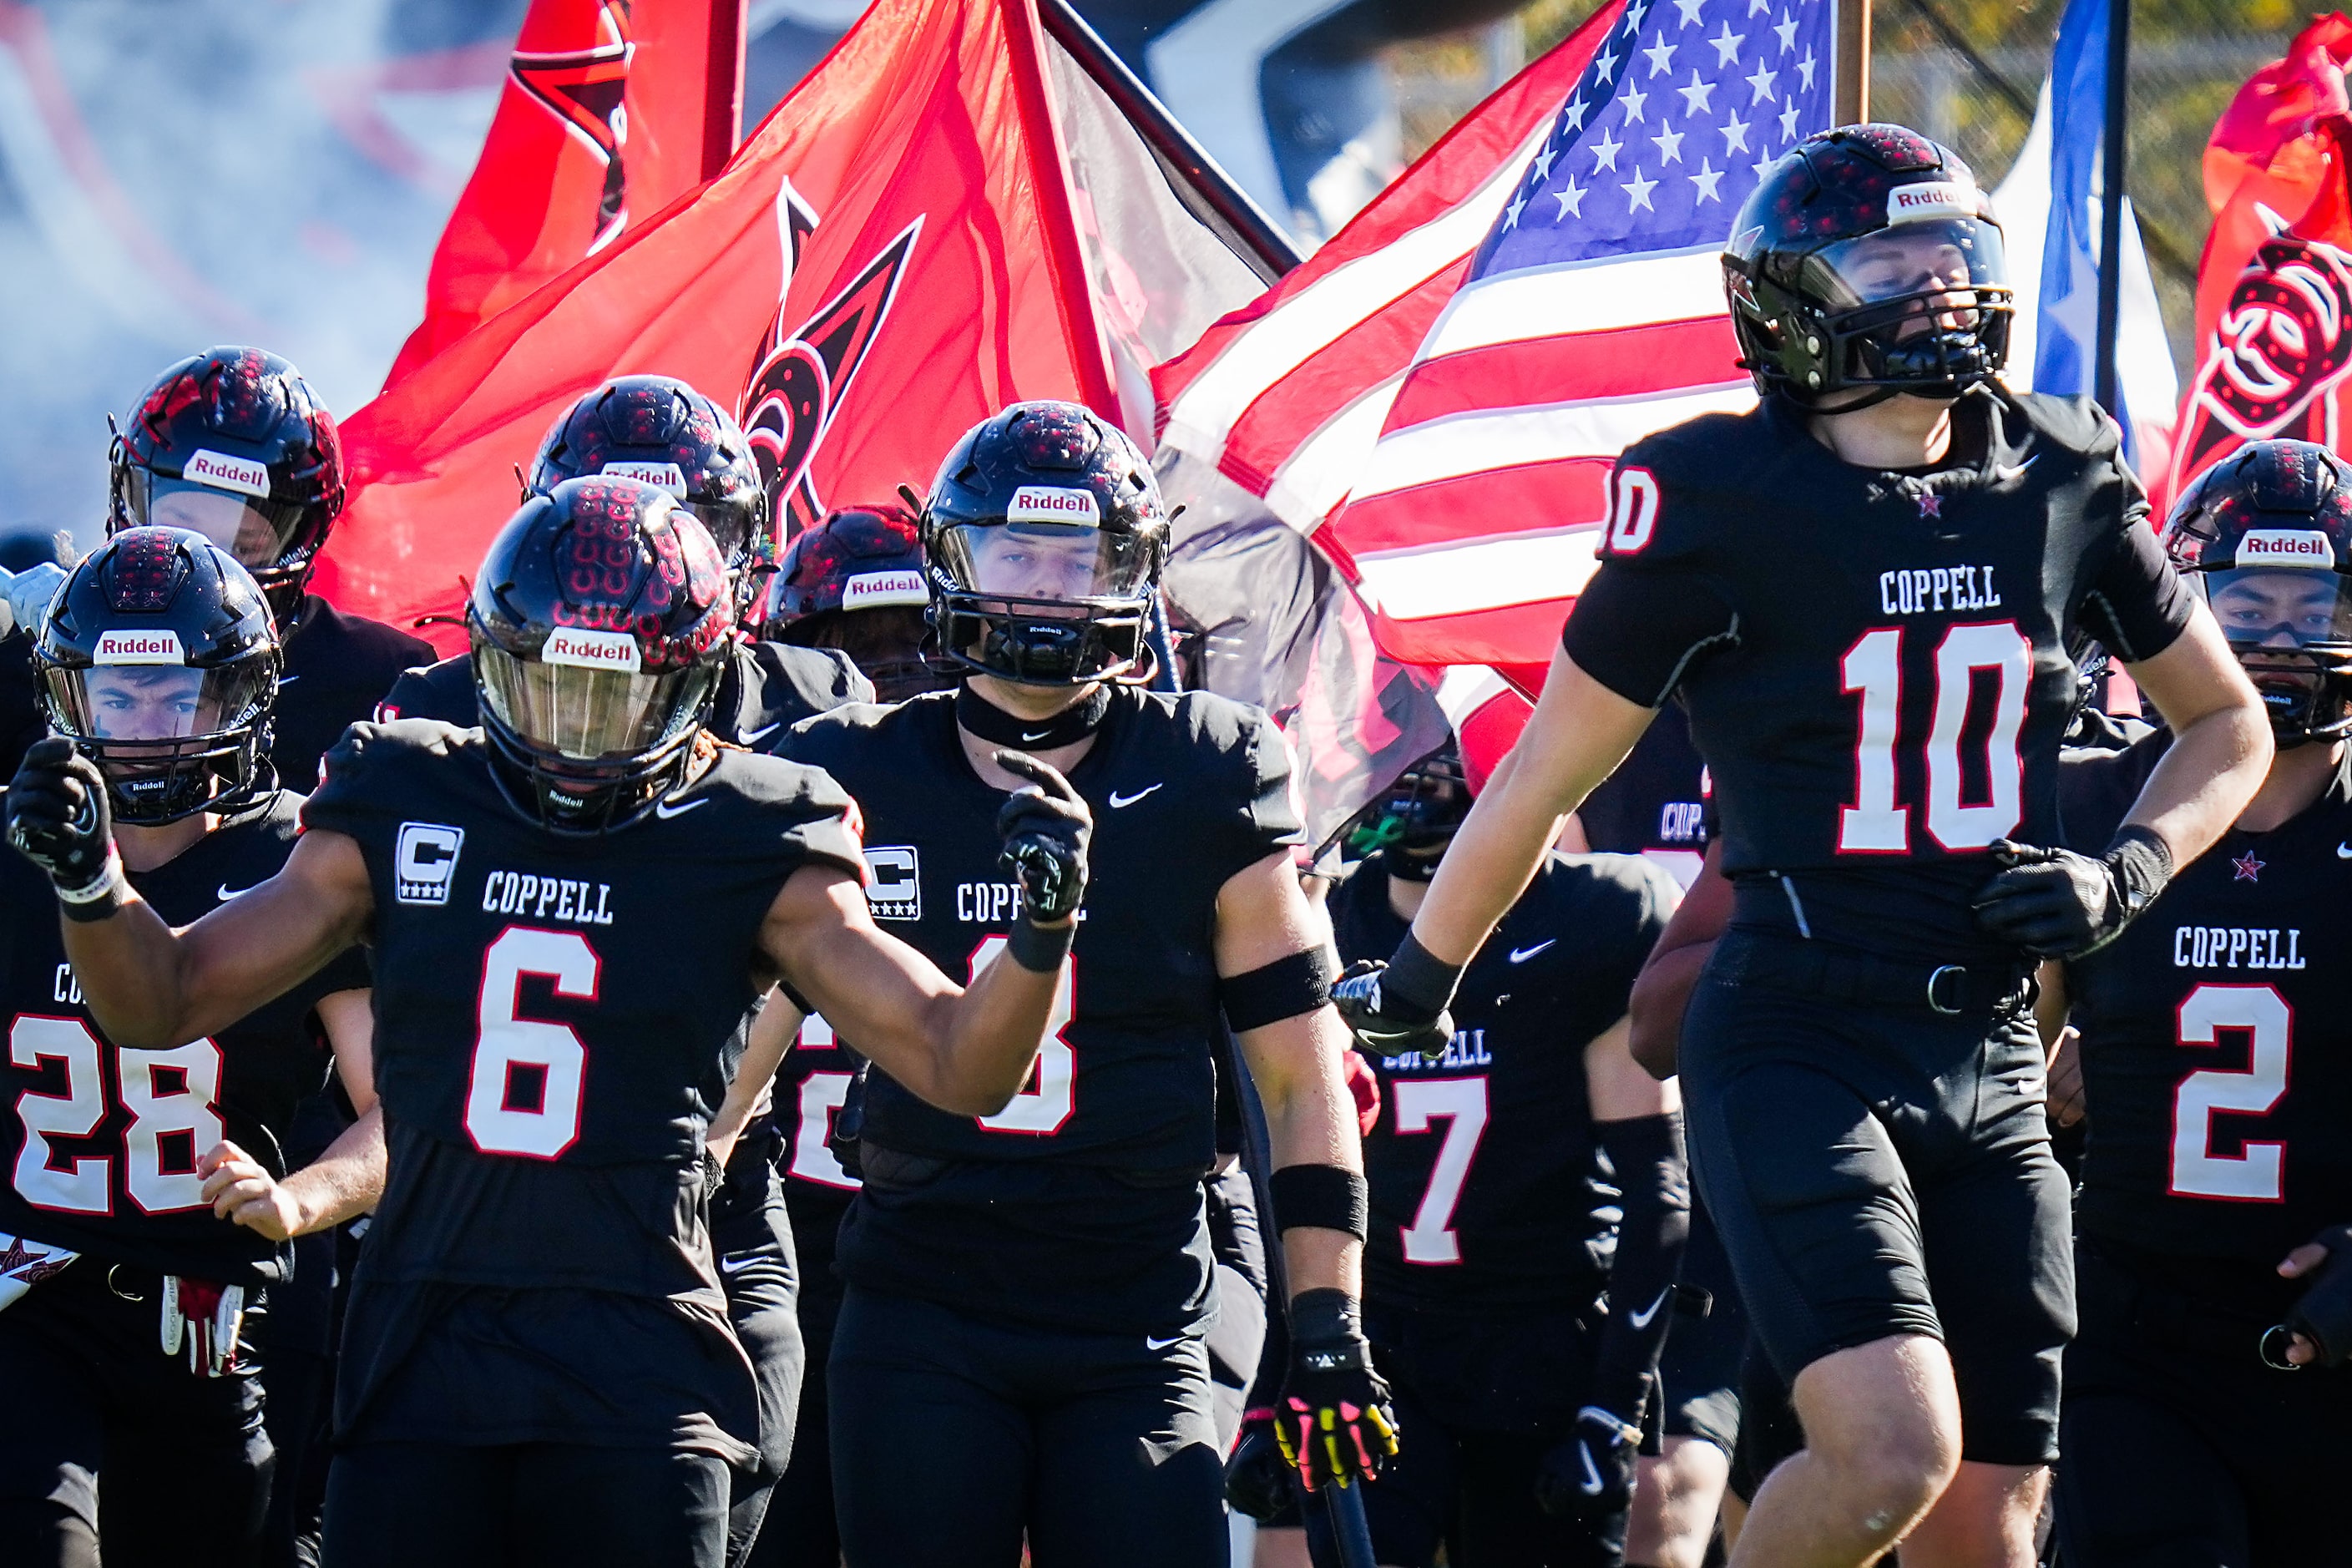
[160,1274,247,1378]
[994,751,1090,923]
[1331,959,1454,1061]
[0,560,65,640]
[2046,1026,2086,1128]
[1534,1405,1641,1520]
[7,738,119,900]
[2269,1222,2352,1368]
[199,1141,304,1242]
[1971,830,2169,959]
[1223,1410,1295,1521]
[1275,1290,1399,1492]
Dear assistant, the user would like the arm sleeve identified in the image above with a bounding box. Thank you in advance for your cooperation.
[2078,502,2195,667]
[1590,1111,1692,1421]
[1561,565,1740,709]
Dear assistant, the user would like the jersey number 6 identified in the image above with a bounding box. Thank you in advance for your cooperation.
[468,928,597,1160]
[1839,622,2031,853]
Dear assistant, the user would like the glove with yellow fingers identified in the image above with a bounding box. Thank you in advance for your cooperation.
[1274,1289,1399,1492]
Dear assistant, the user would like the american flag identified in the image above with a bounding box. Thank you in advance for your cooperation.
[1326,0,1840,671]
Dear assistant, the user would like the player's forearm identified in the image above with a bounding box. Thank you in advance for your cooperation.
[279,1105,387,1235]
[58,893,204,1048]
[2122,698,2271,867]
[1409,753,1573,965]
[1253,1009,1367,1298]
[927,930,1069,1116]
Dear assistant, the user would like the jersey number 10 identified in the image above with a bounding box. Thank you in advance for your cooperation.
[1839,622,2031,853]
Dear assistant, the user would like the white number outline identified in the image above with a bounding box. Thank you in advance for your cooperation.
[968,936,1076,1136]
[1838,620,2031,854]
[119,1040,225,1215]
[1391,1075,1490,1266]
[10,1016,226,1216]
[2170,984,2290,1203]
[788,1014,861,1191]
[466,927,598,1161]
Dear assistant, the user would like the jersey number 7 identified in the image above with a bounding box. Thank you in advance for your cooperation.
[1839,622,2031,853]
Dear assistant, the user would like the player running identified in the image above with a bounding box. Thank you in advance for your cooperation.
[0,529,378,1568]
[782,402,1388,1567]
[8,479,1087,1568]
[2046,438,2352,1566]
[1333,124,2271,1567]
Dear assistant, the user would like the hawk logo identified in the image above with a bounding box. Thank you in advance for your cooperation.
[2175,222,2352,488]
[510,0,636,254]
[738,181,923,535]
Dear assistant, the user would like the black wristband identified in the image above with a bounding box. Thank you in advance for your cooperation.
[2102,822,2172,917]
[1005,916,1075,973]
[1222,947,1336,1033]
[1379,930,1464,1024]
[1271,1163,1369,1241]
[1288,1287,1364,1348]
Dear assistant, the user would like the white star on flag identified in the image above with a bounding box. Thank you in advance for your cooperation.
[1563,94,1591,133]
[1774,13,1798,50]
[1719,114,1750,153]
[1622,168,1658,210]
[1748,62,1778,102]
[1505,191,1528,229]
[1690,158,1724,201]
[1532,143,1557,181]
[1622,85,1650,122]
[1644,37,1677,75]
[1591,126,1625,171]
[1674,0,1707,26]
[1709,22,1744,63]
[1798,50,1817,89]
[1677,70,1717,114]
[1552,178,1588,219]
[1653,125,1686,163]
[1778,101,1800,138]
[1596,46,1621,83]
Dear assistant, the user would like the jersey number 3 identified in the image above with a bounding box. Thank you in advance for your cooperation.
[1839,622,2031,852]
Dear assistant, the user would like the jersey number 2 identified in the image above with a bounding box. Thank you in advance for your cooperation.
[11,1016,223,1215]
[1393,1076,1490,1265]
[2170,984,2289,1202]
[468,928,597,1160]
[1839,622,2030,852]
[967,936,1075,1136]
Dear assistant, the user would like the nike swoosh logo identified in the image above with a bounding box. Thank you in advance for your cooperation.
[1579,1446,1604,1495]
[276,675,299,685]
[1021,729,1056,743]
[1626,1286,1672,1331]
[718,1254,756,1275]
[1145,1333,1185,1350]
[1991,457,2039,482]
[1109,784,1163,809]
[738,721,781,745]
[2339,843,2352,858]
[216,883,255,901]
[655,797,711,820]
[1509,939,1555,964]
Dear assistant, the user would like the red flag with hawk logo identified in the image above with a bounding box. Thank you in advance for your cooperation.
[323,0,1169,652]
[2165,17,2352,513]
[382,0,743,387]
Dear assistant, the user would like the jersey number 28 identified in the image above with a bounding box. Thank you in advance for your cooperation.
[11,1016,223,1215]
[1839,622,2031,853]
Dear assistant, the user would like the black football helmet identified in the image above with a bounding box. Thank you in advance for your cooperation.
[35,527,280,824]
[1347,743,1471,882]
[109,346,346,624]
[529,377,772,612]
[761,503,953,701]
[2167,439,2352,746]
[468,477,736,833]
[923,402,1168,686]
[1724,124,2012,409]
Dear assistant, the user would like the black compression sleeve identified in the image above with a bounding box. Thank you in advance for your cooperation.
[1560,565,1740,708]
[1591,1111,1691,1419]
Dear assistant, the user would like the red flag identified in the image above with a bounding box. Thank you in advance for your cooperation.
[382,0,743,387]
[2167,18,2352,511]
[322,0,1128,653]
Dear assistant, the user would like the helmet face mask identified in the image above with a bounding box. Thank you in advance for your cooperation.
[1348,746,1471,881]
[36,527,281,825]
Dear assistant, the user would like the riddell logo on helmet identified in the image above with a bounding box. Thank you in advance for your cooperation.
[1007,486,1100,526]
[601,461,689,497]
[93,630,185,665]
[1886,183,1975,225]
[182,449,271,498]
[2238,529,2336,567]
[842,569,929,610]
[543,626,643,672]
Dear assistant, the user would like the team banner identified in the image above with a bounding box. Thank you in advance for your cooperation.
[321,0,1132,650]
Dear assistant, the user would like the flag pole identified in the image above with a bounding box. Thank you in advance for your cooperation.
[2092,0,2128,415]
[701,0,749,180]
[1835,0,1871,124]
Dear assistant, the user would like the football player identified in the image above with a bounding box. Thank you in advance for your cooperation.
[760,501,955,704]
[0,528,379,1568]
[6,478,1089,1568]
[1328,743,1687,1566]
[1333,124,2272,1567]
[2044,438,2352,1566]
[781,402,1386,1566]
[105,347,435,787]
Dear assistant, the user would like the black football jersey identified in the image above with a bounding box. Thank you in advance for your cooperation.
[298,720,864,1299]
[2059,733,2352,1302]
[1563,387,2195,961]
[781,685,1303,1332]
[0,792,367,1284]
[776,1007,859,1318]
[1333,855,1675,1314]
[375,640,873,751]
[1573,705,1710,889]
[272,594,436,790]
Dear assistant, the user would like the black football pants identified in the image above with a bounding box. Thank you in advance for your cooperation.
[321,1441,731,1568]
[0,1256,273,1568]
[1682,932,2073,1464]
[827,1285,1228,1568]
[2053,1244,2352,1566]
[711,1131,806,1568]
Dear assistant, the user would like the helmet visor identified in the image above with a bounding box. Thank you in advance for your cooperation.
[2194,565,2352,651]
[934,522,1155,605]
[128,473,308,572]
[43,662,273,746]
[473,634,718,763]
[1799,219,2007,313]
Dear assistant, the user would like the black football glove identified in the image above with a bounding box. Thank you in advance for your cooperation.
[8,737,122,912]
[994,751,1090,923]
[1275,1290,1399,1492]
[1330,932,1461,1061]
[2268,1222,2352,1369]
[1970,827,2170,960]
[1224,1412,1295,1521]
[1534,1405,1641,1520]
